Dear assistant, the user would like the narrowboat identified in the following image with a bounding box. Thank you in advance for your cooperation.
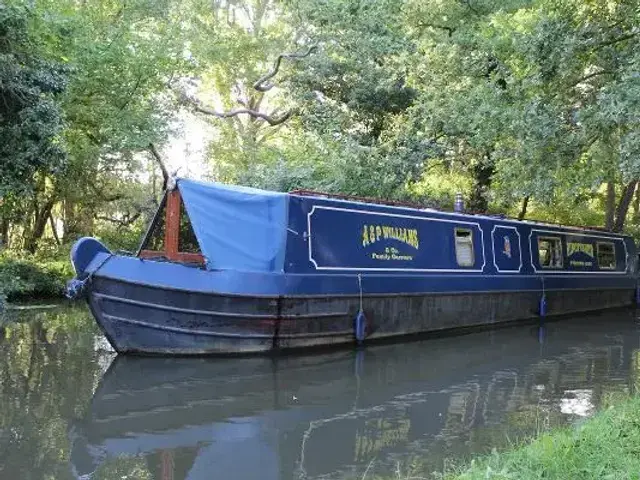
[66,177,639,355]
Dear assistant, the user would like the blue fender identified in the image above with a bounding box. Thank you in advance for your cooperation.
[539,294,547,317]
[354,310,367,344]
[70,237,111,278]
[67,237,111,300]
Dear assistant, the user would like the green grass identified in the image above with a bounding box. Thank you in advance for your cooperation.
[442,396,640,480]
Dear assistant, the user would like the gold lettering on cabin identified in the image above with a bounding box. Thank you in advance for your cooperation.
[361,224,419,250]
[569,260,593,267]
[371,247,414,261]
[567,242,594,258]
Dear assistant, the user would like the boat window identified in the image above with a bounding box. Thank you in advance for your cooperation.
[179,201,201,254]
[597,242,616,269]
[455,228,475,267]
[140,197,166,252]
[538,237,563,268]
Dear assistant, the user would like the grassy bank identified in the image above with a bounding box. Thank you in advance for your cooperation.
[0,250,74,304]
[442,395,640,480]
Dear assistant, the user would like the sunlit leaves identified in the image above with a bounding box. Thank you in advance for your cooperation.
[0,3,68,198]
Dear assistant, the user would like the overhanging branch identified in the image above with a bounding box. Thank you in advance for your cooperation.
[186,45,315,127]
[253,45,317,92]
[86,180,125,203]
[194,104,293,126]
[148,143,169,190]
[593,31,640,52]
[570,69,613,88]
[94,211,142,228]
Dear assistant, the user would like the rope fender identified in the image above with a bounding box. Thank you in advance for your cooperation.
[354,273,367,344]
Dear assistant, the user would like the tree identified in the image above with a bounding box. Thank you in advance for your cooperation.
[216,0,429,198]
[1,0,192,251]
[3,0,640,254]
[0,3,68,250]
[178,0,306,182]
[56,0,192,242]
[404,0,640,223]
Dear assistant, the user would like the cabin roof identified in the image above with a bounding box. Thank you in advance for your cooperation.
[174,178,628,247]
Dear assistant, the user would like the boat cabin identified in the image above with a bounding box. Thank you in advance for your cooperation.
[135,179,635,277]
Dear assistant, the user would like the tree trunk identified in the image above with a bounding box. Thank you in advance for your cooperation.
[518,195,530,220]
[24,198,56,254]
[633,184,640,224]
[613,180,638,233]
[63,200,94,241]
[63,199,74,239]
[151,162,158,203]
[148,143,169,191]
[605,182,616,231]
[468,155,495,214]
[0,214,9,249]
[49,213,60,246]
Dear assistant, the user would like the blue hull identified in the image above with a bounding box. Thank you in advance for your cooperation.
[77,253,635,355]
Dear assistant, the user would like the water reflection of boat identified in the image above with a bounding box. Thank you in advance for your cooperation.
[69,312,640,480]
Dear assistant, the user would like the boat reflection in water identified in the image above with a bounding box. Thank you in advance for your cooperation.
[70,311,640,480]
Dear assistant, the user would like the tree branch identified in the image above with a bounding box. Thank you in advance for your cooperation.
[415,22,455,36]
[613,180,638,232]
[253,45,317,92]
[570,69,613,88]
[94,212,142,227]
[148,143,169,190]
[194,104,293,126]
[180,45,315,128]
[84,179,124,203]
[102,193,125,202]
[593,31,640,51]
[119,74,146,111]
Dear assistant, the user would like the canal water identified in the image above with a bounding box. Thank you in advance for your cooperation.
[0,305,639,479]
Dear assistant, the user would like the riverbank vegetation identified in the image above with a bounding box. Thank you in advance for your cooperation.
[441,395,640,480]
[1,0,639,297]
[0,250,72,303]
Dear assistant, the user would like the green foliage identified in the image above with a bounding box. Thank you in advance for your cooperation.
[401,0,640,215]
[408,163,474,209]
[0,3,68,198]
[442,396,640,480]
[53,0,192,243]
[94,221,147,253]
[206,0,638,222]
[195,0,429,200]
[205,0,640,224]
[0,250,74,301]
[2,0,640,255]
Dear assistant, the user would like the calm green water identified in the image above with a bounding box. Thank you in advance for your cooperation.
[0,304,639,479]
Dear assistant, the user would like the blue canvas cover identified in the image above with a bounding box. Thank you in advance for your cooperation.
[177,178,289,272]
